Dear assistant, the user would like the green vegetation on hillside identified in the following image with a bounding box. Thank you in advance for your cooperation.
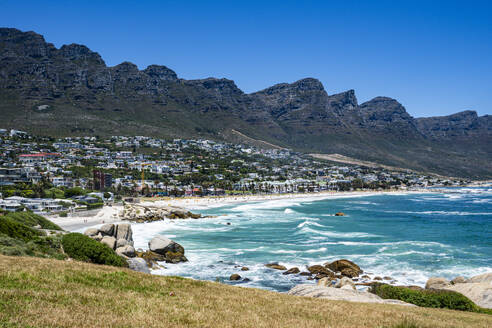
[1,255,491,328]
[61,233,127,267]
[0,212,66,259]
[370,284,492,315]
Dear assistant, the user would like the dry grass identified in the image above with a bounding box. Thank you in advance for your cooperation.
[0,255,490,328]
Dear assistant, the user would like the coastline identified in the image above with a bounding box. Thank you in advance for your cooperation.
[49,189,432,231]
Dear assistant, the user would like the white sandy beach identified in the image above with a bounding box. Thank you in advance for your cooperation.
[48,189,431,231]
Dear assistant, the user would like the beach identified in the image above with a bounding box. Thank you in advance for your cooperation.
[48,189,427,231]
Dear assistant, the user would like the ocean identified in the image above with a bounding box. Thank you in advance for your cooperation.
[132,187,492,292]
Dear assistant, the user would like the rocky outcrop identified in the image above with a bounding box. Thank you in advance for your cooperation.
[425,277,450,290]
[127,257,150,274]
[334,277,356,290]
[84,224,135,259]
[283,267,300,275]
[466,273,492,284]
[426,273,492,309]
[120,204,202,222]
[287,285,414,306]
[148,235,187,263]
[230,274,241,281]
[443,283,492,309]
[325,259,362,278]
[265,263,287,270]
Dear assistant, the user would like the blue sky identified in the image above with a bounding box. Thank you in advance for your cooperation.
[1,0,491,117]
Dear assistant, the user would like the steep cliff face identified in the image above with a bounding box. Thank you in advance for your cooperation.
[416,111,491,139]
[0,27,491,178]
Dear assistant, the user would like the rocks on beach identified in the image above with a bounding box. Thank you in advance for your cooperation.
[148,235,187,264]
[85,223,135,259]
[119,204,202,222]
[84,224,187,271]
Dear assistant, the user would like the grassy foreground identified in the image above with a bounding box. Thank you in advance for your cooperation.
[0,256,491,328]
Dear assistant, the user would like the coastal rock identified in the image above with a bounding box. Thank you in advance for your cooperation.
[116,238,129,248]
[299,272,312,276]
[335,212,345,216]
[99,224,115,236]
[287,284,415,306]
[115,224,133,242]
[425,277,451,289]
[283,267,300,275]
[241,267,249,271]
[451,276,467,285]
[127,258,150,273]
[165,251,188,264]
[116,245,136,258]
[317,277,332,287]
[307,265,335,279]
[149,235,185,255]
[467,273,492,284]
[136,250,166,267]
[84,228,99,238]
[443,283,492,309]
[230,274,241,281]
[335,277,356,290]
[325,259,362,277]
[265,263,287,270]
[100,236,116,250]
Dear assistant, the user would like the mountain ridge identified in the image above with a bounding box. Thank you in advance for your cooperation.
[0,27,490,178]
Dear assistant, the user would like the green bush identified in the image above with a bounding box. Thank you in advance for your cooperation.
[0,233,66,260]
[370,283,492,314]
[4,211,62,230]
[61,233,127,267]
[0,216,41,242]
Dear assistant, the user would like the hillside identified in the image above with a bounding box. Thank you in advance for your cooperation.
[0,27,491,178]
[0,255,491,328]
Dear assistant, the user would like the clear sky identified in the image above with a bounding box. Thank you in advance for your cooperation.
[1,0,491,117]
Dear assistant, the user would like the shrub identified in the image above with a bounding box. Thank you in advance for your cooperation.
[61,233,127,267]
[0,216,41,242]
[0,233,66,260]
[370,283,492,314]
[4,211,62,230]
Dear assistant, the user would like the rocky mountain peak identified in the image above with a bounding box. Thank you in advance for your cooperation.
[143,65,178,81]
[59,43,105,66]
[327,90,358,113]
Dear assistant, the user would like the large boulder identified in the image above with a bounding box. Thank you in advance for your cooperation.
[115,224,133,242]
[116,245,135,258]
[467,273,492,284]
[84,228,99,238]
[265,263,287,270]
[425,277,451,289]
[116,238,129,248]
[99,224,115,236]
[444,283,492,309]
[100,236,116,250]
[230,274,241,281]
[307,265,335,279]
[335,277,356,290]
[287,285,414,306]
[127,258,150,274]
[325,259,362,277]
[317,277,333,287]
[283,267,300,275]
[149,235,184,255]
[451,276,467,285]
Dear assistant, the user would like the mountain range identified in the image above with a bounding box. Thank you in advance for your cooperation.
[0,28,491,178]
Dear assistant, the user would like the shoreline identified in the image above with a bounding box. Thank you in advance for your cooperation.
[49,189,432,231]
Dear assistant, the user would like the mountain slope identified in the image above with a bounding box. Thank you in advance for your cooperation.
[0,28,490,178]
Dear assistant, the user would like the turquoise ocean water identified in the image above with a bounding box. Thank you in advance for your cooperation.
[132,187,492,292]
